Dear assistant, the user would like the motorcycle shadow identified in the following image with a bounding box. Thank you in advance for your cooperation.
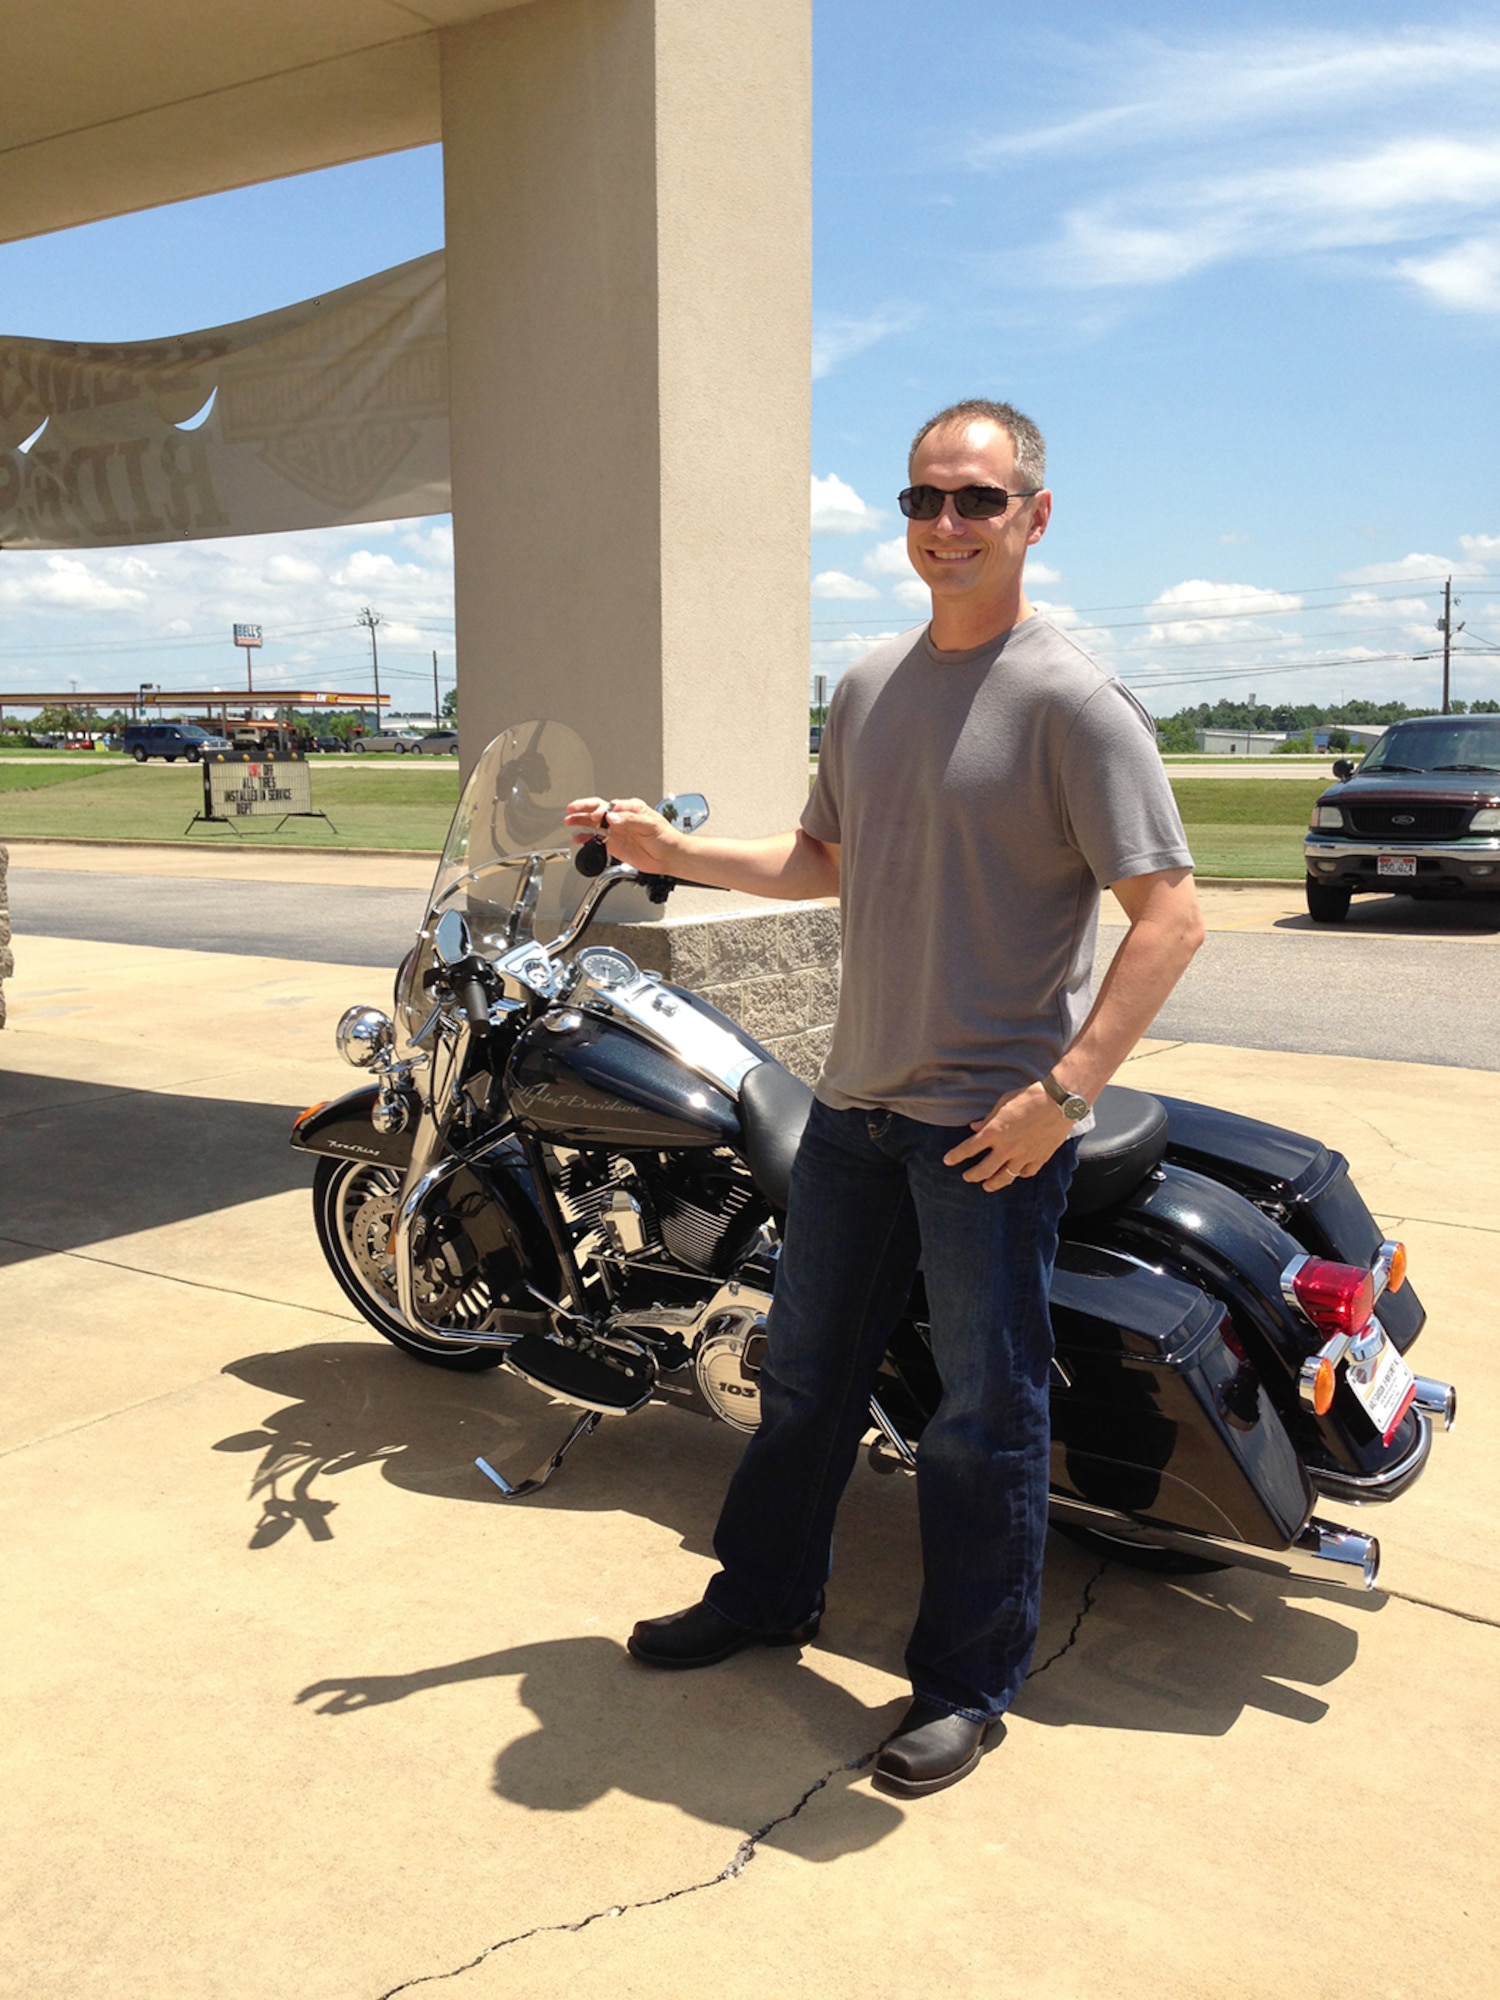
[220,1338,1380,1756]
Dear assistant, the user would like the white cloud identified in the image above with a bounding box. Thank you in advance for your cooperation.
[1219,532,1251,546]
[1336,590,1432,621]
[0,517,456,704]
[811,306,920,380]
[970,31,1500,164]
[1040,137,1500,292]
[1402,235,1500,312]
[810,473,884,535]
[811,570,880,601]
[892,580,929,610]
[810,631,904,675]
[863,536,917,579]
[1143,578,1302,646]
[1025,559,1061,584]
[1460,533,1500,556]
[1340,552,1486,583]
[0,554,148,611]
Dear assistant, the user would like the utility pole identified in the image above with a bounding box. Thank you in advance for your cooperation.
[357,606,382,731]
[432,649,440,727]
[1438,577,1465,714]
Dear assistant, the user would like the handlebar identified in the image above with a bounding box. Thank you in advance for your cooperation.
[454,970,492,1034]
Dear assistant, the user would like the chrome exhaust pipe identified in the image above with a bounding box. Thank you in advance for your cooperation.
[1295,1517,1380,1589]
[1412,1377,1457,1431]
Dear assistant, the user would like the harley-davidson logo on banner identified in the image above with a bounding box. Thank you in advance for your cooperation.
[0,252,450,550]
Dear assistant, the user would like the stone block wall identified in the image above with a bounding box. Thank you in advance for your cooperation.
[0,845,9,1029]
[593,898,839,1083]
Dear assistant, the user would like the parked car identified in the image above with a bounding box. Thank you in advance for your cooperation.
[352,729,424,753]
[26,731,63,749]
[1304,714,1500,921]
[808,724,823,754]
[413,730,459,755]
[310,734,347,753]
[121,722,232,763]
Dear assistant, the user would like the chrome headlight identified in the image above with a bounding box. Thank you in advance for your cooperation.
[1310,805,1344,829]
[336,1005,395,1068]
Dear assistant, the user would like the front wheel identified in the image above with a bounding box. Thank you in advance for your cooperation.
[312,1157,506,1371]
[132,747,148,763]
[1305,877,1352,924]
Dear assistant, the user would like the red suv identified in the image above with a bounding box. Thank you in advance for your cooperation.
[1304,715,1500,921]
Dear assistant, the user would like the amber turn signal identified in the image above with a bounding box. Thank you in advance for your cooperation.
[1386,1241,1407,1293]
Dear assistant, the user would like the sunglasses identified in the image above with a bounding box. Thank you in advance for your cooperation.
[898,483,1041,521]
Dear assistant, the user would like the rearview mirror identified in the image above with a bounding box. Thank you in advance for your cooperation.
[657,792,710,833]
[1332,758,1354,781]
[433,908,473,966]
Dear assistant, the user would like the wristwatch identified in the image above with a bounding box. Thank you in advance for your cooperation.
[1041,1073,1091,1123]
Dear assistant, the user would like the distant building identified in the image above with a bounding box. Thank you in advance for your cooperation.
[1195,728,1289,755]
[1313,724,1386,750]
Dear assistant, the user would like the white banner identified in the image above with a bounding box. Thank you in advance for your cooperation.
[0,253,450,550]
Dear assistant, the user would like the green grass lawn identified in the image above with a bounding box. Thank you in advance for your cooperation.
[0,758,460,850]
[0,759,1319,875]
[1173,776,1325,879]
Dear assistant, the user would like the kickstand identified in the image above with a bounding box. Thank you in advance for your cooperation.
[475,1411,602,1498]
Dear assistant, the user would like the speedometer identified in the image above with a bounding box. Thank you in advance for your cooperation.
[576,945,639,991]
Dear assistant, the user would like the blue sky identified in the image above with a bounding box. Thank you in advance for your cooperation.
[3,1,1499,716]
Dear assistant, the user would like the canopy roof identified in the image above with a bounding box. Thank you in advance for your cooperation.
[0,0,536,245]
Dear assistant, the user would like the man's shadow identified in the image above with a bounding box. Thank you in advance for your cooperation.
[297,1634,908,1861]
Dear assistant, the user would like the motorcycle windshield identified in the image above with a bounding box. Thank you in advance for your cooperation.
[425,716,595,936]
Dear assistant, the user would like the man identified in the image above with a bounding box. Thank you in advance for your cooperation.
[566,399,1202,1796]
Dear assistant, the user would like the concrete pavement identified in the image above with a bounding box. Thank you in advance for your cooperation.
[1,912,1497,1997]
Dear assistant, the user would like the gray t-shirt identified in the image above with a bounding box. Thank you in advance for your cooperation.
[802,616,1192,1127]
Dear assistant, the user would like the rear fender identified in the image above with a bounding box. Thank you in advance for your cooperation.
[1158,1095,1424,1351]
[1072,1161,1420,1491]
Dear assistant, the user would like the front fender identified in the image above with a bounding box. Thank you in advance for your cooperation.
[290,1084,418,1168]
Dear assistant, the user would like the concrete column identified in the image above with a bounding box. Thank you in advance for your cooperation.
[440,0,811,844]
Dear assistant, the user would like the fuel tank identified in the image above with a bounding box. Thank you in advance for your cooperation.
[505,1008,741,1149]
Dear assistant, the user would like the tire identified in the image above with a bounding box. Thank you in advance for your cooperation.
[188,749,201,763]
[132,747,148,763]
[312,1156,509,1371]
[354,740,367,752]
[1305,877,1352,924]
[1052,1519,1230,1575]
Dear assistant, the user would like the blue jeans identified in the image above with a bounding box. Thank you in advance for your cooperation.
[705,1100,1076,1723]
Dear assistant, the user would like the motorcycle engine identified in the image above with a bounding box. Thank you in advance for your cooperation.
[693,1293,772,1431]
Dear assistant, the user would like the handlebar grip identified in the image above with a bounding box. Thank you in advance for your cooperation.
[454,972,492,1034]
[575,835,611,877]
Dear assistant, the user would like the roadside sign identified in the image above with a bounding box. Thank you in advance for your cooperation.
[233,624,263,647]
[188,753,335,837]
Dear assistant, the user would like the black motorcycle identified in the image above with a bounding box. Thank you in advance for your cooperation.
[292,720,1456,1589]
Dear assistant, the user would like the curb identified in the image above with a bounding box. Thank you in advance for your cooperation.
[0,835,442,859]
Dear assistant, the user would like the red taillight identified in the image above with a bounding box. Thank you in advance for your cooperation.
[1290,1258,1375,1335]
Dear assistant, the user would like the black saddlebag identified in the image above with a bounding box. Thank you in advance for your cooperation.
[1049,1242,1313,1549]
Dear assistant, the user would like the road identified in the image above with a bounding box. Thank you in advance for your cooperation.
[8,864,1498,1070]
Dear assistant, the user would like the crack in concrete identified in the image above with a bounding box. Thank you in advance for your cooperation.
[370,1560,1109,1998]
[1381,1588,1500,1631]
[370,1741,884,2000]
[1025,1557,1109,1681]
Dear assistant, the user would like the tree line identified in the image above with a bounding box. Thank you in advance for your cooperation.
[1154,694,1500,753]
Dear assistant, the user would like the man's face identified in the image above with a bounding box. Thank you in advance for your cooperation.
[905,420,1051,615]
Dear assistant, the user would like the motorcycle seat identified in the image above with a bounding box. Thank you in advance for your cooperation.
[1065,1086,1169,1217]
[738,1064,1168,1220]
[738,1060,814,1211]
